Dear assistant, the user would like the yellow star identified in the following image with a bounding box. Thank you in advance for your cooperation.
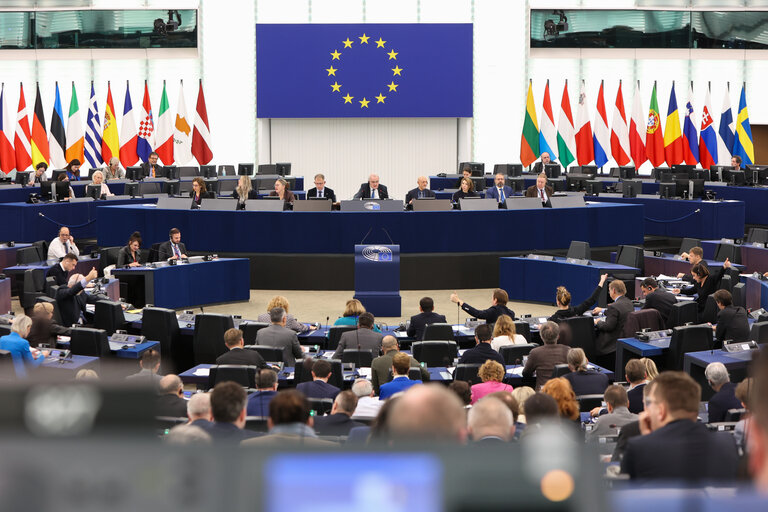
[375,93,386,104]
[359,97,370,108]
[330,82,342,92]
[342,38,353,48]
[391,65,403,76]
[375,37,386,48]
[387,81,399,92]
[330,49,341,60]
[387,49,398,60]
[343,93,353,104]
[359,33,370,44]
[326,65,337,76]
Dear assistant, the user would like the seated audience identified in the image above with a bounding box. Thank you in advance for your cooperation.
[306,173,336,202]
[116,231,145,268]
[256,295,311,333]
[75,369,99,380]
[541,377,579,423]
[511,386,536,424]
[232,175,256,207]
[156,375,188,417]
[563,348,610,396]
[312,391,365,436]
[522,321,568,389]
[140,152,161,179]
[450,288,515,323]
[269,178,295,208]
[485,391,520,429]
[27,302,68,348]
[55,269,98,327]
[90,170,113,197]
[333,299,381,332]
[451,176,479,205]
[216,327,266,367]
[458,324,505,367]
[354,173,389,199]
[0,315,47,377]
[371,336,427,394]
[592,279,633,369]
[677,246,707,281]
[485,173,513,204]
[189,176,214,206]
[158,228,187,261]
[351,378,382,419]
[246,369,279,417]
[165,424,211,445]
[675,259,730,314]
[48,226,80,259]
[448,381,472,407]
[705,362,743,423]
[254,307,303,366]
[57,173,75,200]
[242,390,336,446]
[405,176,436,206]
[624,359,648,414]
[296,359,340,400]
[524,172,553,204]
[103,157,124,180]
[65,159,81,180]
[712,289,750,345]
[548,274,606,322]
[332,312,384,360]
[387,384,467,443]
[126,349,162,385]
[379,353,422,400]
[32,162,48,184]
[470,360,513,404]
[586,385,638,441]
[48,252,77,286]
[640,277,677,327]
[641,357,659,381]
[406,296,447,340]
[201,381,257,441]
[187,392,213,430]
[490,314,527,352]
[468,396,516,444]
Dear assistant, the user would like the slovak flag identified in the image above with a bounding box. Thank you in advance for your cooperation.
[698,85,718,170]
[137,81,155,162]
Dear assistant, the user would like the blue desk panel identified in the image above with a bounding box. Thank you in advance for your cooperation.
[500,257,639,304]
[96,202,644,254]
[741,274,768,312]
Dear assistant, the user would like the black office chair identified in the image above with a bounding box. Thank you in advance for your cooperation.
[69,327,110,357]
[44,276,56,297]
[566,241,591,260]
[326,326,356,351]
[679,237,701,255]
[732,283,746,308]
[147,243,163,263]
[192,313,234,364]
[31,239,48,261]
[699,295,719,324]
[411,341,458,367]
[749,321,768,344]
[408,367,427,381]
[0,349,15,379]
[724,408,747,422]
[614,245,644,294]
[718,274,732,293]
[514,321,532,343]
[499,343,538,365]
[621,309,665,338]
[208,365,257,389]
[244,416,269,433]
[239,322,269,345]
[21,268,46,311]
[552,364,571,378]
[561,316,597,362]
[94,300,127,335]
[16,246,42,264]
[422,323,455,341]
[668,301,698,328]
[297,358,344,388]
[453,363,482,385]
[747,228,768,244]
[98,246,121,273]
[341,350,374,367]
[142,307,184,373]
[243,345,283,363]
[666,325,713,371]
[577,394,604,412]
[35,296,63,325]
[714,242,740,264]
[307,398,334,415]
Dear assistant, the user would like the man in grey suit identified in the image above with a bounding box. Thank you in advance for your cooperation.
[592,279,634,370]
[586,384,638,441]
[332,312,383,360]
[371,335,428,394]
[255,307,303,366]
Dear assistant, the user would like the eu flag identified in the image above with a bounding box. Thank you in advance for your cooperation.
[256,24,473,118]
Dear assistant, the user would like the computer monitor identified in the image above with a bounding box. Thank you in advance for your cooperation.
[125,167,142,181]
[651,167,672,181]
[85,184,103,200]
[163,180,181,196]
[580,165,598,175]
[621,179,642,198]
[458,162,484,175]
[618,166,636,179]
[256,164,276,175]
[51,169,67,181]
[40,180,69,201]
[275,162,291,176]
[124,182,140,198]
[566,175,588,191]
[659,182,675,198]
[14,171,31,186]
[746,165,768,185]
[470,176,485,192]
[238,163,255,176]
[723,169,746,186]
[584,180,602,195]
[671,164,696,175]
[204,179,220,196]
[507,177,525,192]
[200,165,217,178]
[674,178,705,199]
[162,166,177,180]
[691,169,710,181]
[494,164,522,177]
[218,164,235,176]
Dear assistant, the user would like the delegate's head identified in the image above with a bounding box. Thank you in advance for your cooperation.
[604,384,630,410]
[36,162,48,174]
[468,396,515,442]
[127,231,142,253]
[223,327,244,349]
[343,299,366,317]
[266,295,290,313]
[381,335,398,354]
[492,288,509,306]
[732,155,742,168]
[313,173,326,190]
[211,381,248,425]
[494,173,505,187]
[256,369,278,391]
[608,279,626,300]
[187,392,212,421]
[58,226,72,243]
[65,159,81,172]
[169,228,181,244]
[419,296,434,312]
[417,176,428,190]
[392,352,411,376]
[539,321,560,345]
[108,157,120,170]
[269,390,312,428]
[148,152,159,165]
[461,166,472,178]
[61,252,78,271]
[690,263,710,284]
[91,170,104,184]
[274,178,288,195]
[269,307,287,325]
[460,176,474,193]
[624,359,647,385]
[237,175,251,191]
[688,246,704,264]
[713,289,733,309]
[566,347,589,372]
[492,314,516,338]
[32,302,54,320]
[387,384,467,443]
[474,323,493,343]
[536,172,548,189]
[641,277,658,295]
[192,177,206,194]
[478,360,505,384]
[58,174,69,182]
[704,361,731,390]
[11,314,33,338]
[368,174,380,190]
[644,372,700,431]
[556,286,571,307]
[541,152,551,164]
[358,312,375,329]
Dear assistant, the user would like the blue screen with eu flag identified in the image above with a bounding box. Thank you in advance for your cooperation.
[256,23,473,118]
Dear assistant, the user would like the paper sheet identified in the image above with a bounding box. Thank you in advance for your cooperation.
[193,368,210,377]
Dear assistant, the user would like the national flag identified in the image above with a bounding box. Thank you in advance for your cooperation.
[520,80,539,167]
[30,83,50,167]
[65,82,84,165]
[698,84,718,170]
[593,80,610,168]
[556,80,577,170]
[0,85,16,174]
[732,84,754,168]
[101,82,119,164]
[574,81,594,166]
[155,81,173,165]
[48,82,67,168]
[629,81,647,169]
[681,83,699,165]
[191,80,214,165]
[119,81,138,168]
[84,82,103,168]
[717,84,734,165]
[645,82,665,167]
[174,81,192,165]
[14,83,32,173]
[538,80,558,163]
[610,80,631,167]
[663,82,683,166]
[137,81,155,162]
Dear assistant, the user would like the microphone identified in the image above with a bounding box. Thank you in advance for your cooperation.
[325,316,330,335]
[360,227,373,244]
[382,228,394,245]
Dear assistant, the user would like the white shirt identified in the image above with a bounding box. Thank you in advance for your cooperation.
[316,187,324,198]
[490,334,528,352]
[371,188,378,199]
[352,396,383,419]
[537,187,549,202]
[48,237,80,260]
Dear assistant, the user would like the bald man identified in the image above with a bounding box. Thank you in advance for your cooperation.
[405,176,435,206]
[354,173,389,199]
[387,384,468,444]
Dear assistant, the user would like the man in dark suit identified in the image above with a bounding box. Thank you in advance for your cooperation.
[640,277,677,327]
[47,253,78,286]
[458,324,505,367]
[522,321,569,389]
[312,390,365,435]
[55,268,97,327]
[198,381,258,441]
[524,172,554,204]
[624,359,648,414]
[216,328,266,367]
[186,392,213,430]
[450,288,515,324]
[484,173,514,205]
[246,369,279,417]
[407,296,447,340]
[306,173,336,202]
[592,279,634,370]
[156,374,188,417]
[405,176,436,206]
[353,173,389,199]
[677,246,707,282]
[157,227,188,261]
[332,312,384,359]
[254,307,303,366]
[621,372,739,480]
[242,390,337,447]
[713,289,750,344]
[296,359,340,400]
[139,152,163,179]
[531,151,552,174]
[371,336,428,394]
[468,395,516,444]
[705,362,743,423]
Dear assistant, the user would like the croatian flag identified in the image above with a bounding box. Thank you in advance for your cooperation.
[137,81,155,162]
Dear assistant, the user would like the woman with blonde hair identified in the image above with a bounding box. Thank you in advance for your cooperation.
[333,299,382,332]
[470,360,514,404]
[640,357,659,380]
[256,295,313,333]
[233,175,254,209]
[511,386,536,424]
[90,170,113,197]
[541,377,579,422]
[563,347,609,396]
[490,314,527,351]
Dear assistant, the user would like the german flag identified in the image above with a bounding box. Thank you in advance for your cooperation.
[30,83,49,167]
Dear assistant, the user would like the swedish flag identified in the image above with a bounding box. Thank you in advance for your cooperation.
[732,84,754,167]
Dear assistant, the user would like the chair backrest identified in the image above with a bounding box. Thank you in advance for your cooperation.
[566,241,591,260]
[44,276,56,296]
[749,321,768,344]
[560,316,597,361]
[339,349,373,367]
[667,324,713,370]
[499,343,538,365]
[31,240,48,260]
[16,246,42,264]
[411,341,458,367]
[297,358,344,388]
[699,295,719,324]
[668,301,698,328]
[141,307,181,372]
[732,283,746,308]
[513,321,532,343]
[208,365,256,389]
[718,274,732,292]
[407,367,423,380]
[70,327,110,356]
[714,243,738,263]
[147,243,163,263]
[422,323,455,341]
[327,325,357,351]
[98,246,121,273]
[453,363,483,385]
[725,408,747,422]
[621,309,665,338]
[679,237,701,255]
[552,364,571,378]
[239,322,270,344]
[94,300,126,335]
[244,416,269,432]
[35,296,63,325]
[307,397,334,415]
[24,268,45,293]
[244,345,284,363]
[192,313,234,364]
[615,245,644,274]
[577,394,605,412]
[747,228,768,244]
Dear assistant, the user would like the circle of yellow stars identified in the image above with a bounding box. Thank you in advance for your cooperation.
[325,33,402,109]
